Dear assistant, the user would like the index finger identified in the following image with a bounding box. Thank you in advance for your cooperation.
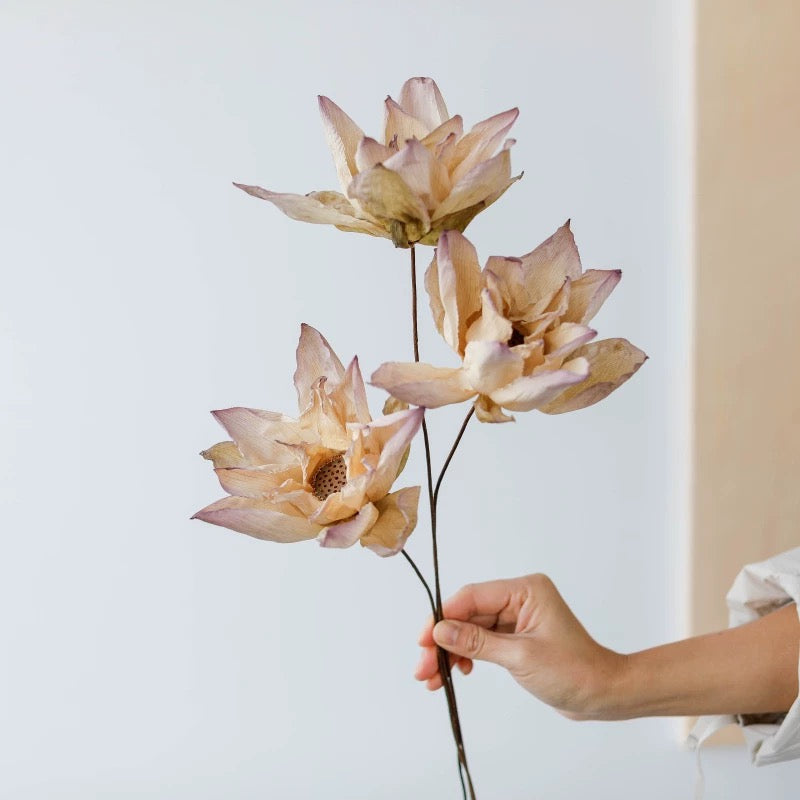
[417,578,520,647]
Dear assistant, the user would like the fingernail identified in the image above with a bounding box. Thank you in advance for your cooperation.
[433,620,459,647]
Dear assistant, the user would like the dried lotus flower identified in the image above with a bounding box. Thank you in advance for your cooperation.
[236,77,521,248]
[371,223,647,421]
[193,325,422,556]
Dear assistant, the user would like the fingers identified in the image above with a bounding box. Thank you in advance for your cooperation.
[415,645,472,681]
[432,619,520,669]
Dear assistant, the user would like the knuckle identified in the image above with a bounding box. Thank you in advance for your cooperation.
[527,572,554,592]
[464,625,483,654]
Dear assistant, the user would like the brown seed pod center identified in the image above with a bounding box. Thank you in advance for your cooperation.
[311,454,347,501]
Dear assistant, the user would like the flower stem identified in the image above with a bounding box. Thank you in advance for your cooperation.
[409,245,477,800]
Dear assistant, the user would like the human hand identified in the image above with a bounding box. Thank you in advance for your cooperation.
[415,574,626,720]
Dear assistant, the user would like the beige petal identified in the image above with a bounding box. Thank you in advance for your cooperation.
[346,164,430,247]
[212,408,302,465]
[424,253,446,340]
[318,95,365,194]
[450,108,520,184]
[398,77,449,132]
[309,486,363,526]
[384,96,429,146]
[473,394,515,423]
[355,136,394,172]
[540,339,647,414]
[361,408,424,501]
[490,358,590,412]
[192,496,321,542]
[382,138,450,209]
[200,441,249,469]
[214,464,301,499]
[462,340,524,395]
[432,148,512,220]
[434,230,483,354]
[317,502,380,550]
[483,256,526,316]
[421,115,464,149]
[299,379,351,451]
[520,221,583,302]
[294,324,346,414]
[234,184,386,236]
[562,269,622,325]
[544,323,597,359]
[371,361,474,408]
[360,486,421,557]
[328,356,372,426]
[466,287,514,344]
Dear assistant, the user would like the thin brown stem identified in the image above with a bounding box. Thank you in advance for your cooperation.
[409,245,476,800]
[401,549,435,618]
[434,407,475,508]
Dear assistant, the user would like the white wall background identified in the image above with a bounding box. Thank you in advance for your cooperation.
[1,1,795,797]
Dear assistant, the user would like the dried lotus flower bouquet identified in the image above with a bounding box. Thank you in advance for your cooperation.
[193,77,646,798]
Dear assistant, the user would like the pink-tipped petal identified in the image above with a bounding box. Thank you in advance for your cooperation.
[431,148,512,220]
[363,407,424,501]
[318,95,366,194]
[462,340,524,396]
[214,464,301,499]
[192,496,321,542]
[540,339,648,414]
[421,115,464,149]
[360,486,421,557]
[211,408,302,465]
[489,358,590,412]
[562,269,622,325]
[384,96,429,146]
[451,107,520,184]
[355,136,394,172]
[371,361,474,408]
[434,231,483,354]
[544,323,597,360]
[294,324,346,413]
[398,77,449,132]
[520,221,583,301]
[318,502,380,549]
[328,356,372,426]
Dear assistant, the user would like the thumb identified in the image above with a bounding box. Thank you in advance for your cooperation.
[433,620,518,669]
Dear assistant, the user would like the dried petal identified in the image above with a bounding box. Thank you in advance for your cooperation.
[360,487,421,557]
[371,362,473,408]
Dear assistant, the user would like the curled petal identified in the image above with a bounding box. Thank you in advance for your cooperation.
[360,486,421,557]
[192,496,321,542]
[347,164,431,246]
[520,221,583,302]
[234,184,385,236]
[562,269,622,325]
[362,408,424,501]
[200,441,249,469]
[434,230,483,354]
[432,148,513,221]
[474,395,514,423]
[318,95,365,194]
[490,358,590,412]
[318,502,380,550]
[328,356,372,425]
[398,77,449,132]
[294,324,346,413]
[466,286,513,344]
[544,323,597,360]
[540,339,648,414]
[462,340,524,396]
[212,408,303,465]
[371,362,474,408]
[421,115,464,149]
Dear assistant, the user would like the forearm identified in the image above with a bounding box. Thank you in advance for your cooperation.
[598,603,800,721]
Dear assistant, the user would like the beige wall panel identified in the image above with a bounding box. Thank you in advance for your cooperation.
[692,0,800,742]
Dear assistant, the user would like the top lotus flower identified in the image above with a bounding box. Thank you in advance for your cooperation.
[235,77,521,248]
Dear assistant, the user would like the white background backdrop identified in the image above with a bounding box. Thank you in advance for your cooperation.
[1,1,796,797]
